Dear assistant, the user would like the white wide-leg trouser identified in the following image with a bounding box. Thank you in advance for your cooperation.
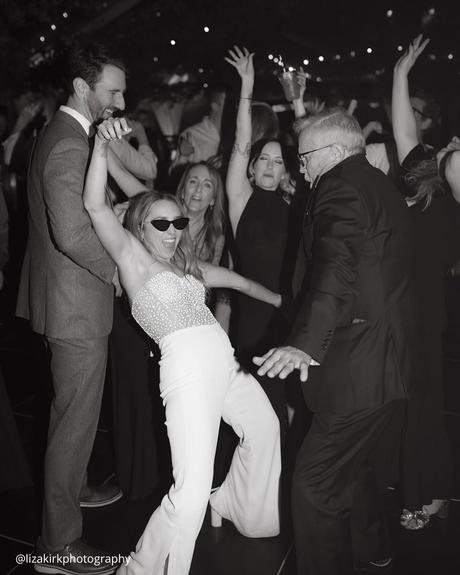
[117,324,281,575]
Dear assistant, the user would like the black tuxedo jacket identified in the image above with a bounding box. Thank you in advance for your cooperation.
[287,154,416,414]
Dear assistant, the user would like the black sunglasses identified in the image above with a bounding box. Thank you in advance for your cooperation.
[149,217,189,232]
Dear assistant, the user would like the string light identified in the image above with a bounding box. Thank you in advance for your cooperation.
[203,83,208,88]
[30,10,459,86]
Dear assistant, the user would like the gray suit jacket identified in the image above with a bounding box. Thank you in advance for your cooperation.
[17,110,115,338]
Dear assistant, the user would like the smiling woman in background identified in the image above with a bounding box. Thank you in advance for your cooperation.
[175,161,226,265]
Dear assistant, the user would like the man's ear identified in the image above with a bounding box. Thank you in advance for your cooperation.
[73,77,90,99]
[331,143,344,161]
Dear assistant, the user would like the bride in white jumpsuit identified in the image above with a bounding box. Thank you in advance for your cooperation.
[83,118,281,575]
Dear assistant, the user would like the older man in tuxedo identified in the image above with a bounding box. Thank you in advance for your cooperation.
[17,44,126,574]
[254,109,415,575]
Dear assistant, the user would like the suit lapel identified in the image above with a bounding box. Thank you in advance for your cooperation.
[301,176,322,261]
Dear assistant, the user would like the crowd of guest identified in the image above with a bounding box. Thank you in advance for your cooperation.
[1,33,460,575]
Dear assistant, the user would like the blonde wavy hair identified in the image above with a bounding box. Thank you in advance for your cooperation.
[405,157,448,210]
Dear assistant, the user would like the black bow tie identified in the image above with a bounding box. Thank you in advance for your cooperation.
[88,124,96,138]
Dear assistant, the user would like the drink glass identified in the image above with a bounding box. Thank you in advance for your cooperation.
[278,70,300,101]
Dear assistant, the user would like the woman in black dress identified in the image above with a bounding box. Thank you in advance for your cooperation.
[225,46,299,427]
[400,146,460,527]
[392,35,460,528]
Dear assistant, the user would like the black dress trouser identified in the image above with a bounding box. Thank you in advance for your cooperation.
[292,398,405,575]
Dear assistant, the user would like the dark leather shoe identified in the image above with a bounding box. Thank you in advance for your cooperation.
[354,557,393,573]
[80,484,122,508]
[34,538,119,574]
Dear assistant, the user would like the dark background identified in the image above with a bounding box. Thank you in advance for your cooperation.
[1,0,460,113]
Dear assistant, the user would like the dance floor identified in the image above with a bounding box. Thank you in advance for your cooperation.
[2,276,460,574]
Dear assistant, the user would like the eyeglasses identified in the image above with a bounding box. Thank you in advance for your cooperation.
[411,106,429,119]
[298,144,334,167]
[149,217,189,232]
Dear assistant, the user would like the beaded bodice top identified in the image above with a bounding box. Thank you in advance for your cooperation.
[131,271,216,344]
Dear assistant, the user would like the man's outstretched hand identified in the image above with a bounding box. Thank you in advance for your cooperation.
[253,346,312,382]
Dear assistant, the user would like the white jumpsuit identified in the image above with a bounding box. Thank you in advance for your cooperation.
[117,271,281,575]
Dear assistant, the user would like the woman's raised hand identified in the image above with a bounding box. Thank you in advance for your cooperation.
[296,66,307,100]
[394,34,430,76]
[96,117,132,143]
[225,46,254,80]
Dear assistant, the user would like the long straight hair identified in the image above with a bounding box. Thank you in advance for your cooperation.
[124,191,203,280]
[175,162,225,262]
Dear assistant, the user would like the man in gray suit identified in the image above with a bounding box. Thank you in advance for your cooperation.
[17,44,126,574]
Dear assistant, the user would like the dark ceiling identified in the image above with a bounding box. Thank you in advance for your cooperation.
[1,0,459,101]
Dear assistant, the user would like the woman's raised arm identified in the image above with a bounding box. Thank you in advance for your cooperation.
[225,46,255,234]
[83,118,135,268]
[392,35,430,163]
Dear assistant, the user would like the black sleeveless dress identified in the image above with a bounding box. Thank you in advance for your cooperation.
[233,186,294,360]
[213,184,306,480]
